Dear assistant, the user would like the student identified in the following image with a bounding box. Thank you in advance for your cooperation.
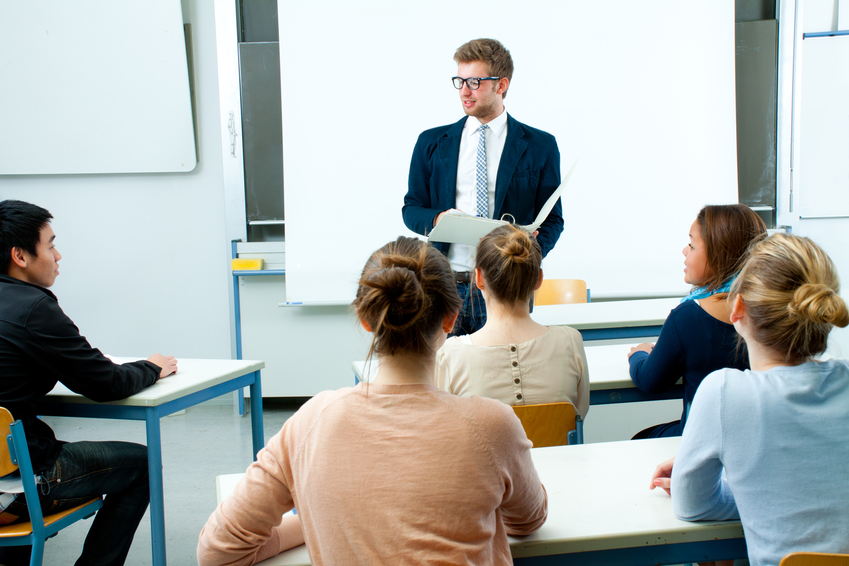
[628,204,767,438]
[650,233,849,566]
[197,236,547,566]
[435,225,588,418]
[0,199,177,566]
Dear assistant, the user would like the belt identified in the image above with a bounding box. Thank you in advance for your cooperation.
[454,271,471,284]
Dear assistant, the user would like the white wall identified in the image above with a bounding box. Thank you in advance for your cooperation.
[0,0,231,361]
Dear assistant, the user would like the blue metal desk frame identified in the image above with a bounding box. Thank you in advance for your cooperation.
[36,369,265,566]
[231,239,285,415]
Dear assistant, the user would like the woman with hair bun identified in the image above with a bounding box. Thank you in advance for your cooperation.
[198,236,547,566]
[651,233,849,566]
[629,204,767,438]
[436,224,589,418]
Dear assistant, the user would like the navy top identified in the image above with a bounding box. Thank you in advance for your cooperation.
[628,300,748,437]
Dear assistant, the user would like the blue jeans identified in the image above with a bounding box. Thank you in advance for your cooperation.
[452,282,487,336]
[0,441,149,566]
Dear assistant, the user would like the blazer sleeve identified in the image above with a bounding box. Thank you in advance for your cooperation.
[533,140,563,259]
[403,133,441,236]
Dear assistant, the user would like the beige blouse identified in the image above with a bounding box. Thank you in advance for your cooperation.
[435,325,589,418]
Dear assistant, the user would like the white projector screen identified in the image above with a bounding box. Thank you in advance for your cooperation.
[279,0,738,304]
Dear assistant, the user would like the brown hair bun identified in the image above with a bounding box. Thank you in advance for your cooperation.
[475,225,542,305]
[354,237,462,358]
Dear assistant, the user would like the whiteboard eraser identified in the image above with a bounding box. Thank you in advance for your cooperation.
[231,258,264,271]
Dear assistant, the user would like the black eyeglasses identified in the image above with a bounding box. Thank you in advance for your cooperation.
[452,76,500,90]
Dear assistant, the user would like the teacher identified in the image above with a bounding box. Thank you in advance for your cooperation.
[402,38,564,335]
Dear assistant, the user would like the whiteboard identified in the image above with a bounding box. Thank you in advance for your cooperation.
[0,1,196,174]
[798,35,849,216]
[280,0,738,303]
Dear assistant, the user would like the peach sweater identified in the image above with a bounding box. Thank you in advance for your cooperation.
[197,382,547,565]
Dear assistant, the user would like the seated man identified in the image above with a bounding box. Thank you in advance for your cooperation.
[0,199,177,566]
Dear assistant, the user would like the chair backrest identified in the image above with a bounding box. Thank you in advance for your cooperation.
[512,402,580,447]
[534,279,588,305]
[0,407,19,476]
[780,553,849,566]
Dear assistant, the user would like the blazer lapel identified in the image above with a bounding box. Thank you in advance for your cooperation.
[495,114,527,217]
[437,117,466,210]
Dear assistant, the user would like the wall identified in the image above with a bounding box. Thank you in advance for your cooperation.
[0,0,232,361]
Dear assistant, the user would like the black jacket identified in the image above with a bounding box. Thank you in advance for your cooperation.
[0,275,159,472]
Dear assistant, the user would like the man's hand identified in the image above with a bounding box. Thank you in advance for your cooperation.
[434,209,463,227]
[147,354,178,378]
[650,457,674,495]
[628,343,654,358]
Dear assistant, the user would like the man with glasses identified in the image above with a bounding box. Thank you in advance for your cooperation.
[403,38,564,335]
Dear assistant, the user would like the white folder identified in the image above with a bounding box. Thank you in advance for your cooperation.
[427,159,578,246]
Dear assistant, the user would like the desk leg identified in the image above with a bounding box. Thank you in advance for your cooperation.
[250,370,265,459]
[145,408,167,566]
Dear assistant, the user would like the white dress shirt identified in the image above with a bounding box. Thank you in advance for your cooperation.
[448,110,508,272]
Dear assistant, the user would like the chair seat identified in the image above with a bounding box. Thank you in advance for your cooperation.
[0,497,102,538]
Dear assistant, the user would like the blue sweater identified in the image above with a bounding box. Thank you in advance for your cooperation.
[629,300,747,436]
[672,360,849,566]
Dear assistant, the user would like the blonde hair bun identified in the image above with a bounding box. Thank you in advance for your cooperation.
[789,283,849,327]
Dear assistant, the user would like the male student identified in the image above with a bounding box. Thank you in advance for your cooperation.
[0,199,177,566]
[402,38,564,335]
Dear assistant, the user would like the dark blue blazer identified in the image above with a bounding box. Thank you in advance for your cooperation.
[402,114,564,258]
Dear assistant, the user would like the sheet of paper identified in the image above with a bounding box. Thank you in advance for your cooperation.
[427,159,578,246]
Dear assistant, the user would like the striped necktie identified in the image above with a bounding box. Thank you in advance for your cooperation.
[475,124,489,218]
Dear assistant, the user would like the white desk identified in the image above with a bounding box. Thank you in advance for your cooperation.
[352,342,683,406]
[37,358,266,566]
[216,437,744,565]
[530,297,679,341]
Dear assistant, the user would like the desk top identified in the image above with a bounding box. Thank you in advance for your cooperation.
[529,297,679,329]
[353,342,638,392]
[217,437,741,565]
[44,358,265,407]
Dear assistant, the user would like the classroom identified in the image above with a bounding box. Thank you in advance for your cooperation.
[1,0,848,564]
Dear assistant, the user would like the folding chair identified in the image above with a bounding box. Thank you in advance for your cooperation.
[512,402,583,447]
[0,407,103,566]
[534,279,589,305]
[780,553,849,566]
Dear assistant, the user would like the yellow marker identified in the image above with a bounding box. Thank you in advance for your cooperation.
[231,258,264,271]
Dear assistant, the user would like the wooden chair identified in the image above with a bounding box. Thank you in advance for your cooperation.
[780,553,849,566]
[534,279,589,305]
[512,402,583,447]
[0,407,103,566]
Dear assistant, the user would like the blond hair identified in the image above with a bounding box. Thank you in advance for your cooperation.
[454,38,513,98]
[475,225,541,305]
[730,233,849,362]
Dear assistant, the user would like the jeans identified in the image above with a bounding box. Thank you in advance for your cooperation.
[452,282,487,336]
[0,441,149,566]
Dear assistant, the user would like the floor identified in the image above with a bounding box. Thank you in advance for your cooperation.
[41,401,301,566]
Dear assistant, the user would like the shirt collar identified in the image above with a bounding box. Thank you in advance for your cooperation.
[463,109,508,139]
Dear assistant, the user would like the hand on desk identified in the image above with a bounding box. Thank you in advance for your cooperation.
[650,457,674,496]
[628,343,654,358]
[147,354,178,378]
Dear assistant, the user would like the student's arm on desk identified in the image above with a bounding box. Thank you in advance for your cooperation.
[627,312,685,393]
[27,296,163,401]
[657,378,739,522]
[482,400,548,535]
[146,353,178,378]
[197,427,303,566]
